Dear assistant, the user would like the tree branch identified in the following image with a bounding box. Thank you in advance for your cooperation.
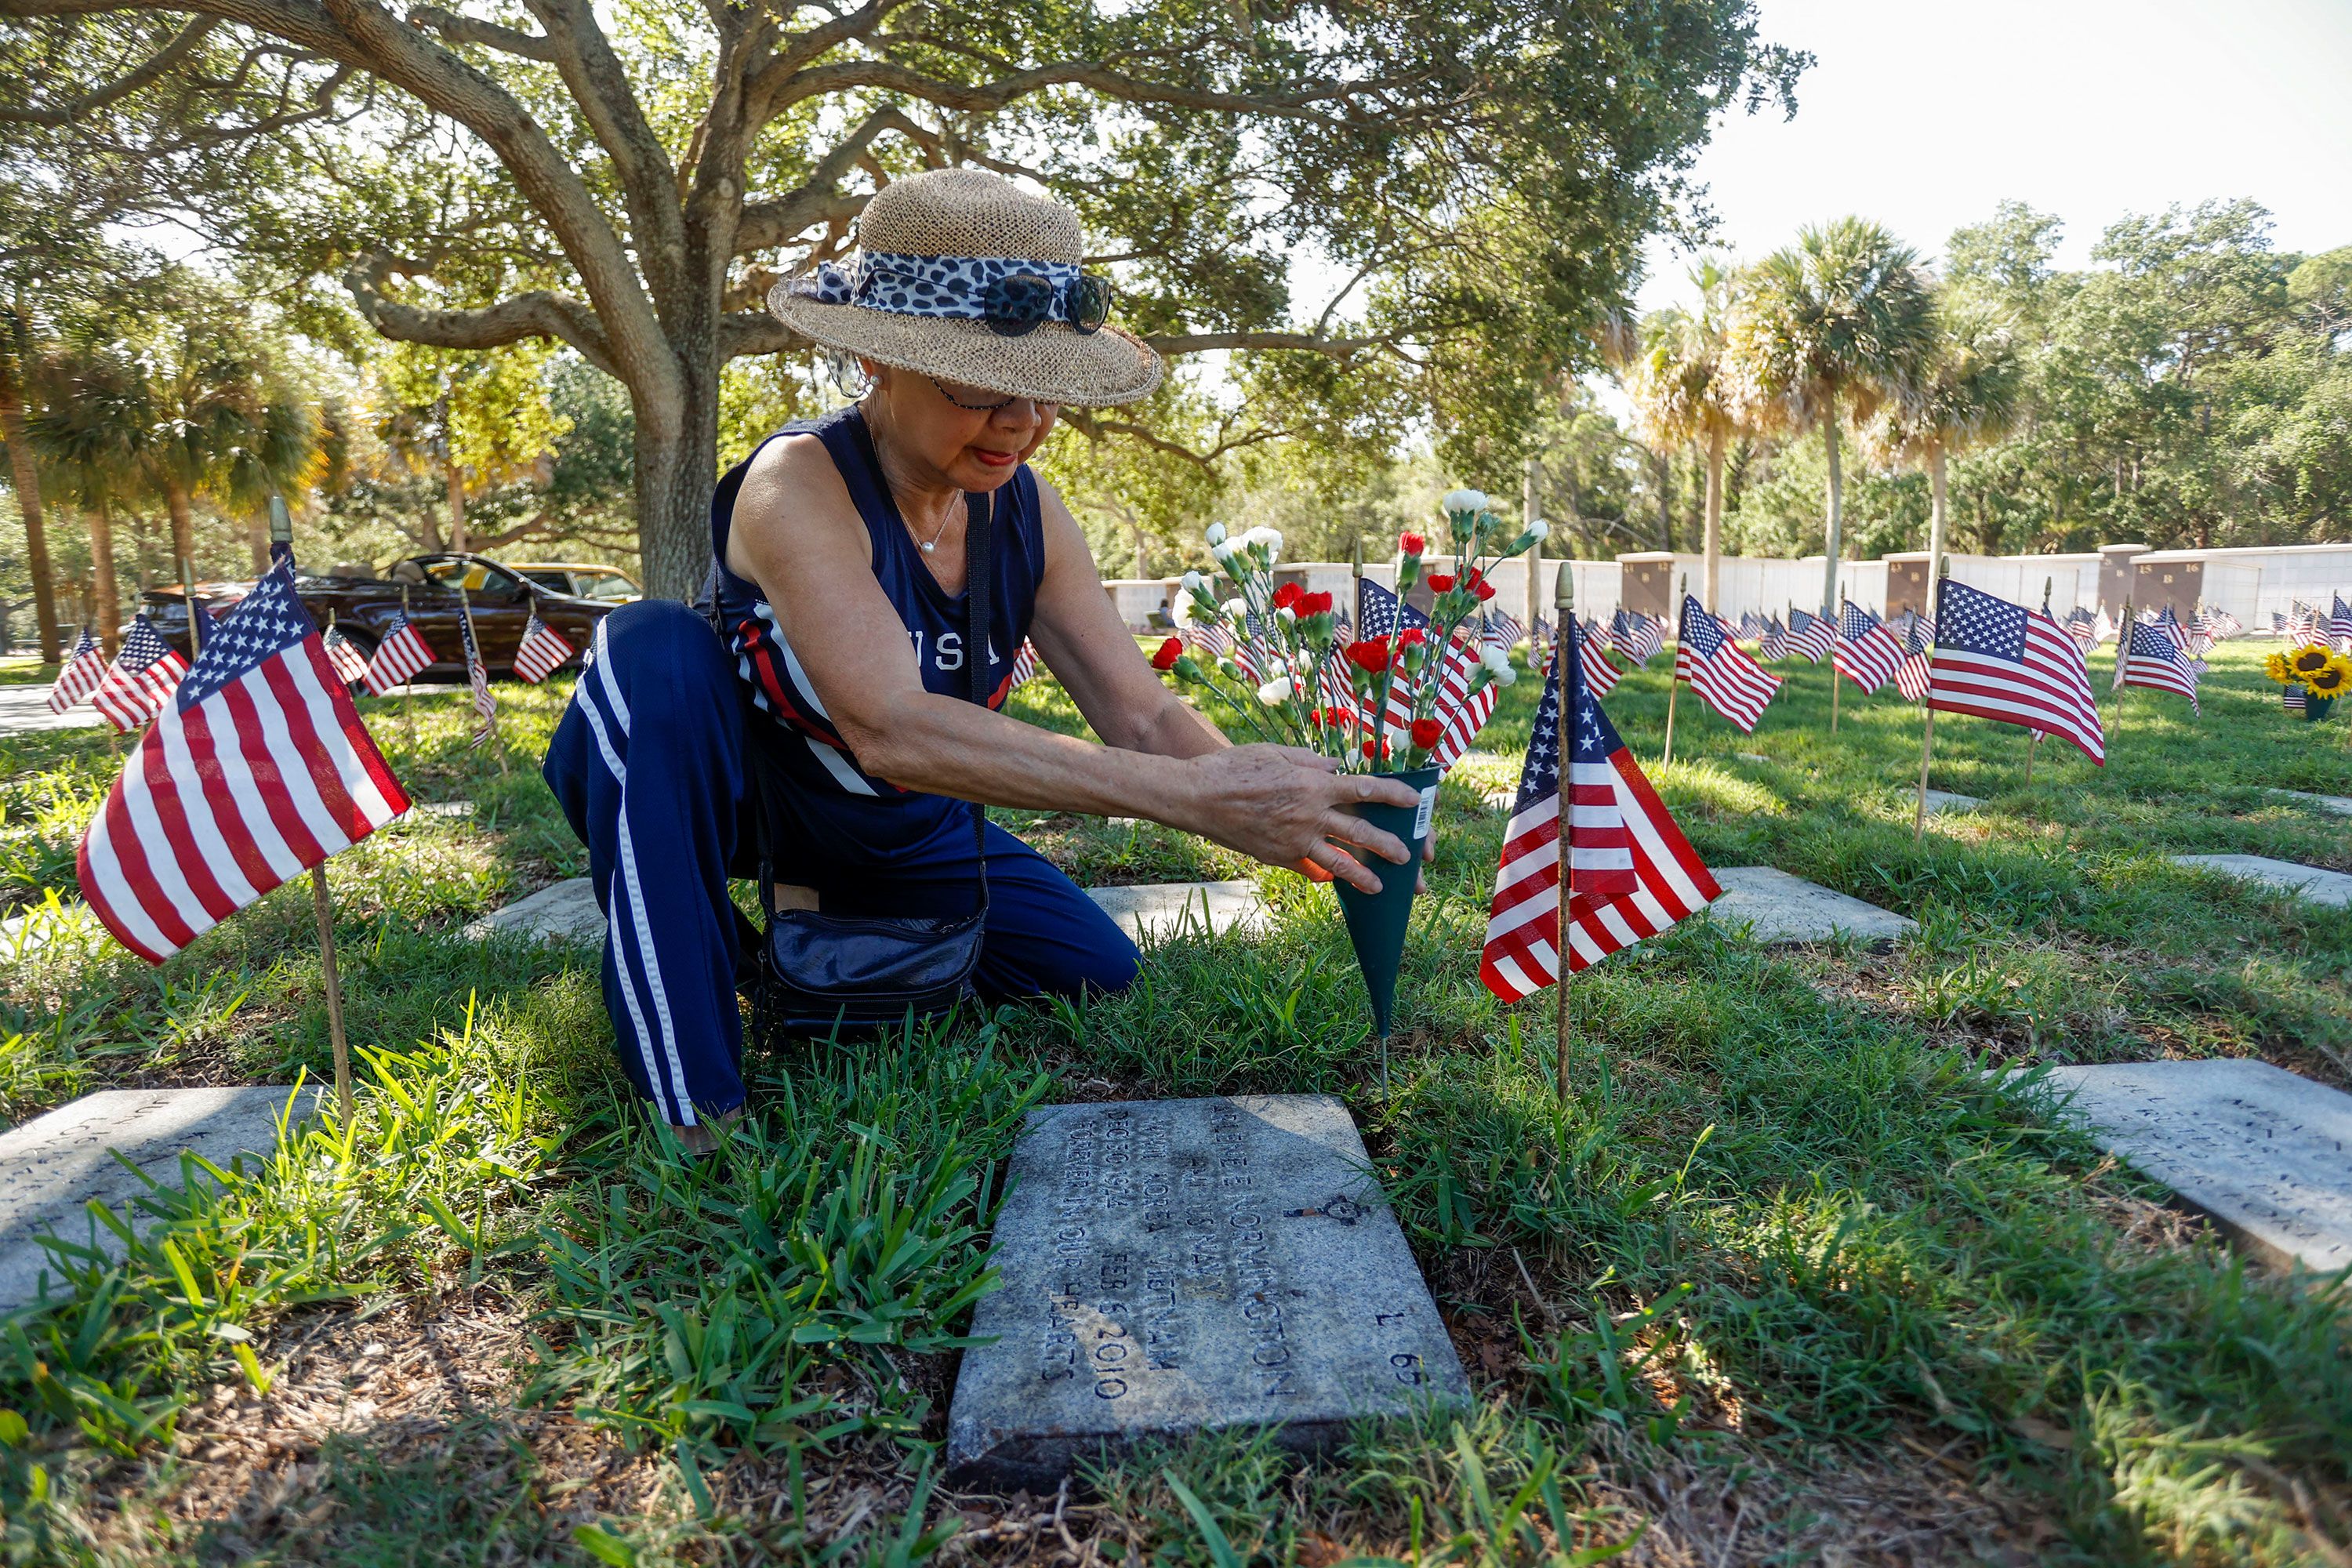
[762,58,1380,126]
[344,252,618,377]
[1144,330,1388,357]
[516,0,684,303]
[0,15,222,123]
[745,0,918,120]
[733,104,927,253]
[403,5,551,60]
[717,309,798,360]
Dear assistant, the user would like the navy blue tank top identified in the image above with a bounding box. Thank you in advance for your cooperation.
[709,404,1045,803]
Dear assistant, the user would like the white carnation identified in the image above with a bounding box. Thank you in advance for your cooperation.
[1243,526,1284,561]
[1524,518,1550,540]
[1221,598,1248,621]
[1492,662,1517,686]
[1256,676,1294,705]
[1204,522,1227,546]
[1181,570,1206,594]
[1442,488,1490,514]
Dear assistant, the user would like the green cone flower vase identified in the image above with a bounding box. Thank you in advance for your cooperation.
[2307,695,2336,722]
[1332,764,1443,1040]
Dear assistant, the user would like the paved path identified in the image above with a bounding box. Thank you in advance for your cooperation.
[0,686,100,735]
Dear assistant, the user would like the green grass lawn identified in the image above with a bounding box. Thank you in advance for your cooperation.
[0,641,2347,1566]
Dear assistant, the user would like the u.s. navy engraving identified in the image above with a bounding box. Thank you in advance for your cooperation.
[948,1094,1468,1490]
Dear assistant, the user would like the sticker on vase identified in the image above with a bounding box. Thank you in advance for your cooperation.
[1414,785,1438,840]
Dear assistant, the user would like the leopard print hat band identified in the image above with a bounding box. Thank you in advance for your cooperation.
[766,169,1163,408]
[788,252,1084,322]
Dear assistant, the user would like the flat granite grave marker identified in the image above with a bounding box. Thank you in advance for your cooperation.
[0,1087,314,1310]
[1918,789,1983,816]
[1086,880,1262,941]
[1705,866,1915,946]
[2267,789,2352,817]
[462,878,607,943]
[946,1094,1468,1490]
[2169,855,2352,909]
[458,877,1265,947]
[2039,1059,2352,1273]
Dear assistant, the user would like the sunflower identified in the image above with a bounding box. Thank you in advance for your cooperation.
[2307,659,2352,697]
[2290,642,2334,677]
[2266,651,2296,684]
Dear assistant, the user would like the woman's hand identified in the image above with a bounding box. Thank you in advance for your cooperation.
[1171,745,1422,895]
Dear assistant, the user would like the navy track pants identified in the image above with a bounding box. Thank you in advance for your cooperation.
[543,600,1139,1124]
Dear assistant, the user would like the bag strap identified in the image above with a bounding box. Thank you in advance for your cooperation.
[961,487,993,918]
[750,488,996,927]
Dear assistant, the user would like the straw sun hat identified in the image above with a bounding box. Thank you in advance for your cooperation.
[767,168,1165,408]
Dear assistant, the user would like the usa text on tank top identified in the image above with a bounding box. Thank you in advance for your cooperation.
[708,405,1044,800]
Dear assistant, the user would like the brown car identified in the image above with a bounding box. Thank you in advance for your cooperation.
[143,553,619,681]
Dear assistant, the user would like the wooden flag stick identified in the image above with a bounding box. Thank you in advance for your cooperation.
[1661,574,1685,769]
[310,864,354,1126]
[2109,594,2133,752]
[1912,565,1946,841]
[180,556,203,659]
[456,582,509,776]
[399,583,416,740]
[1830,597,1843,735]
[1554,564,1576,1106]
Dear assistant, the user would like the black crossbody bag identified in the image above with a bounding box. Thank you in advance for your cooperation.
[745,490,993,1040]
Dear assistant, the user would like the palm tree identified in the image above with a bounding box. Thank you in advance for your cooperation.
[1728,218,1936,613]
[0,299,64,661]
[1867,289,2024,581]
[27,344,154,649]
[1622,262,1750,609]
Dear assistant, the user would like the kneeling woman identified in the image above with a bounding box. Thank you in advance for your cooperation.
[546,169,1421,1145]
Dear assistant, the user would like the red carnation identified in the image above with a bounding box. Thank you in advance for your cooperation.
[1297,590,1333,615]
[1397,627,1426,646]
[1399,532,1426,557]
[1473,578,1497,601]
[1151,636,1183,671]
[1346,638,1391,673]
[1410,717,1444,750]
[1426,573,1455,593]
[1272,581,1304,611]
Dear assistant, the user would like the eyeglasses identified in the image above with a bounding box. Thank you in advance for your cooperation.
[981,271,1112,337]
[927,376,1060,414]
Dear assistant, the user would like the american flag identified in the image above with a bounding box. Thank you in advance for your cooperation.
[1610,608,1662,664]
[1757,616,1789,662]
[1674,595,1779,732]
[46,627,107,714]
[1480,623,1719,1001]
[322,626,371,686]
[1737,611,1765,641]
[2285,681,2307,713]
[1833,604,1906,694]
[2334,593,2352,650]
[1528,615,1556,662]
[2092,607,2118,645]
[459,605,497,746]
[1356,579,1504,764]
[511,612,578,684]
[1007,637,1040,689]
[1184,617,1233,664]
[1355,577,1432,730]
[1484,610,1528,649]
[361,611,435,695]
[90,615,190,732]
[1926,578,2105,763]
[2198,607,2241,641]
[1576,619,1623,698]
[1894,613,1936,704]
[2121,620,2201,716]
[2151,605,2190,655]
[2063,606,2099,652]
[75,562,411,964]
[1785,607,1835,663]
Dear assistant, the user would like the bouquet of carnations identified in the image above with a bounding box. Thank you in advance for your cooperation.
[1151,489,1546,774]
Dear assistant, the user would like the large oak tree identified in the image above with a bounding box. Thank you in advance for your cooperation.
[3,0,1802,596]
